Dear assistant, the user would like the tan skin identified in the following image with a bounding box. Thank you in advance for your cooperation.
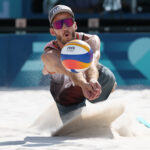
[42,12,104,100]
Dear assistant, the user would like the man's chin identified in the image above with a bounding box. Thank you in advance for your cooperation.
[63,37,73,44]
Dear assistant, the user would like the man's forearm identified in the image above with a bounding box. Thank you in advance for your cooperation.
[85,64,99,82]
[41,51,87,87]
[84,35,100,82]
[70,72,87,86]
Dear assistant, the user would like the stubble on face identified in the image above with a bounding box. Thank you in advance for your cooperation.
[52,13,77,45]
[55,30,75,45]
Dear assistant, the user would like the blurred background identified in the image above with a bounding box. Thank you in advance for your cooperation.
[0,0,150,88]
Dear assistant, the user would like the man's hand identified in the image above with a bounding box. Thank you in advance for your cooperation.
[89,79,102,100]
[80,80,102,101]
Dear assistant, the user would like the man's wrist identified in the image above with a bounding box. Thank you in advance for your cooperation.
[74,78,88,87]
[89,78,97,83]
[68,72,87,87]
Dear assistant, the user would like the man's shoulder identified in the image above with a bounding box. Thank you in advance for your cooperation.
[44,40,54,49]
[76,32,100,41]
[44,40,59,52]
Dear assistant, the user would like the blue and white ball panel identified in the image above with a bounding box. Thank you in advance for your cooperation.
[60,40,93,73]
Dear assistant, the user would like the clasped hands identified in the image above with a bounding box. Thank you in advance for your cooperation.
[81,79,102,101]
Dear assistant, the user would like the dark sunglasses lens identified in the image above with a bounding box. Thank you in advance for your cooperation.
[53,20,63,29]
[64,18,74,27]
[53,18,74,29]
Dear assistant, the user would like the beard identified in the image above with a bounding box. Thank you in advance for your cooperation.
[56,31,75,45]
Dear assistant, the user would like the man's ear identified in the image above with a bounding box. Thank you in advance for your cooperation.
[49,28,56,36]
[74,21,78,31]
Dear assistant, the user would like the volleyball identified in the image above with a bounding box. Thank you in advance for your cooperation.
[61,40,93,73]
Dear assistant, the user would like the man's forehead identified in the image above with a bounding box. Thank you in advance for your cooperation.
[52,12,73,22]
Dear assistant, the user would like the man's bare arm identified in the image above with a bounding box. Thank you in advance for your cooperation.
[41,35,101,100]
[41,49,90,87]
[83,34,102,100]
[84,34,100,81]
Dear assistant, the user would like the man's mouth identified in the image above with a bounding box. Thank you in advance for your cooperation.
[64,32,70,37]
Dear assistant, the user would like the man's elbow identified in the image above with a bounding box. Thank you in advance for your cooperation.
[41,53,56,68]
[41,53,49,64]
[93,35,100,42]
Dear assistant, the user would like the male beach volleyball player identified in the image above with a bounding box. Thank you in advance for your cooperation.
[41,5,116,117]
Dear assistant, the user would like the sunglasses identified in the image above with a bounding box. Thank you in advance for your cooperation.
[51,18,74,29]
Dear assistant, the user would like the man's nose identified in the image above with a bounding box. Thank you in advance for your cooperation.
[62,23,68,29]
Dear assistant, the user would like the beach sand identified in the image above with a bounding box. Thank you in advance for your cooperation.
[0,86,150,150]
